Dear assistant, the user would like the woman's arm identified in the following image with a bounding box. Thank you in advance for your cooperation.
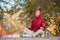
[28,24,33,30]
[40,19,46,30]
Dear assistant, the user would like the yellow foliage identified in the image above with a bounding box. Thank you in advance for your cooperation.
[48,24,57,35]
[8,18,26,34]
[8,28,15,33]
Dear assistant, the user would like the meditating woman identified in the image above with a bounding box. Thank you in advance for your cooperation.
[23,8,46,37]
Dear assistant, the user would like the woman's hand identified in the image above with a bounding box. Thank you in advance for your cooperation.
[28,25,31,28]
[28,24,31,28]
[40,27,44,30]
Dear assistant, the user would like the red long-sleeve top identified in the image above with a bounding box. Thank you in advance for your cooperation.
[28,11,46,32]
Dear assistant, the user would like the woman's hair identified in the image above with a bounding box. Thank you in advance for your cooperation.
[36,7,42,11]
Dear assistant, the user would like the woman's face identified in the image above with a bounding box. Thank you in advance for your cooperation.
[35,10,40,17]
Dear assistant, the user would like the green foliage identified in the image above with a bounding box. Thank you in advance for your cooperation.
[55,18,60,36]
[24,0,60,36]
[0,0,60,36]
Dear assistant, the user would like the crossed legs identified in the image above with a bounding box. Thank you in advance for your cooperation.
[23,27,44,37]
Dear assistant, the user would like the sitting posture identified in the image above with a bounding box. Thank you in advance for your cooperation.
[23,8,46,37]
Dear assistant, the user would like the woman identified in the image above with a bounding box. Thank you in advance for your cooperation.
[23,8,46,37]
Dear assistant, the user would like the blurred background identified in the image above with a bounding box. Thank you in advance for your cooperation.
[0,0,60,36]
